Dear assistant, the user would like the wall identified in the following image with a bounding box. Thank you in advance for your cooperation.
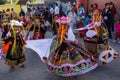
[0,4,21,15]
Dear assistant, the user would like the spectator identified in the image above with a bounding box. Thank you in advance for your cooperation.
[19,16,27,27]
[93,3,99,10]
[31,7,36,17]
[2,10,5,14]
[11,8,17,18]
[39,7,45,17]
[43,8,49,20]
[36,7,40,16]
[6,8,11,21]
[25,16,32,30]
[102,3,112,39]
[113,20,120,43]
[59,4,65,16]
[89,4,94,17]
[109,2,116,32]
[55,3,60,15]
[19,9,25,17]
[50,5,54,15]
[49,5,54,24]
[26,8,31,17]
[68,5,77,29]
[93,3,102,13]
[77,3,85,21]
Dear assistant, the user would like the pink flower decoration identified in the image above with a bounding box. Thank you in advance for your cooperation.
[55,16,72,24]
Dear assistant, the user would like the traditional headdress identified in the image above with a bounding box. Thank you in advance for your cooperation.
[32,16,40,21]
[10,20,23,27]
[55,16,72,24]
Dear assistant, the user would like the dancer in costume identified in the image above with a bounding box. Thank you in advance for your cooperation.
[1,20,26,70]
[75,8,119,64]
[47,16,98,77]
[84,8,108,57]
[51,14,59,36]
[28,17,46,40]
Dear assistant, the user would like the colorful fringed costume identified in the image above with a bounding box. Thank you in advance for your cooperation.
[84,13,108,57]
[47,17,98,77]
[51,15,59,35]
[27,18,46,40]
[1,20,26,67]
[83,9,118,64]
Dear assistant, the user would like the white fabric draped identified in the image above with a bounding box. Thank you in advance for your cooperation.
[74,22,101,31]
[25,39,53,61]
[25,27,76,62]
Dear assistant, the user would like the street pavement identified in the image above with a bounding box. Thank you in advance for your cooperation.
[0,31,120,80]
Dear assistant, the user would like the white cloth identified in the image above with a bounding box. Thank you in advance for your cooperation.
[74,22,102,31]
[25,26,76,62]
[10,20,23,26]
[67,27,75,41]
[55,6,60,15]
[26,39,53,62]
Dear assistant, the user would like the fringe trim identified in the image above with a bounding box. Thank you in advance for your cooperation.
[58,63,98,77]
[5,58,25,67]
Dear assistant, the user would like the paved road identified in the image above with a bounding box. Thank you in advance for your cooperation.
[0,32,120,80]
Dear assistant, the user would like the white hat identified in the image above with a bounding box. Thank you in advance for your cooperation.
[10,20,23,27]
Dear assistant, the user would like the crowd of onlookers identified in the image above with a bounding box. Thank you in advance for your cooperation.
[0,1,120,42]
[88,2,120,42]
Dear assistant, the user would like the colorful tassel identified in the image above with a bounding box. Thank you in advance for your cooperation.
[43,57,47,62]
[2,41,11,53]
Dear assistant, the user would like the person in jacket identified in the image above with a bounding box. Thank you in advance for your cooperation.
[102,3,112,39]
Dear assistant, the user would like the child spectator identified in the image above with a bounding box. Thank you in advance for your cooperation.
[113,20,120,43]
